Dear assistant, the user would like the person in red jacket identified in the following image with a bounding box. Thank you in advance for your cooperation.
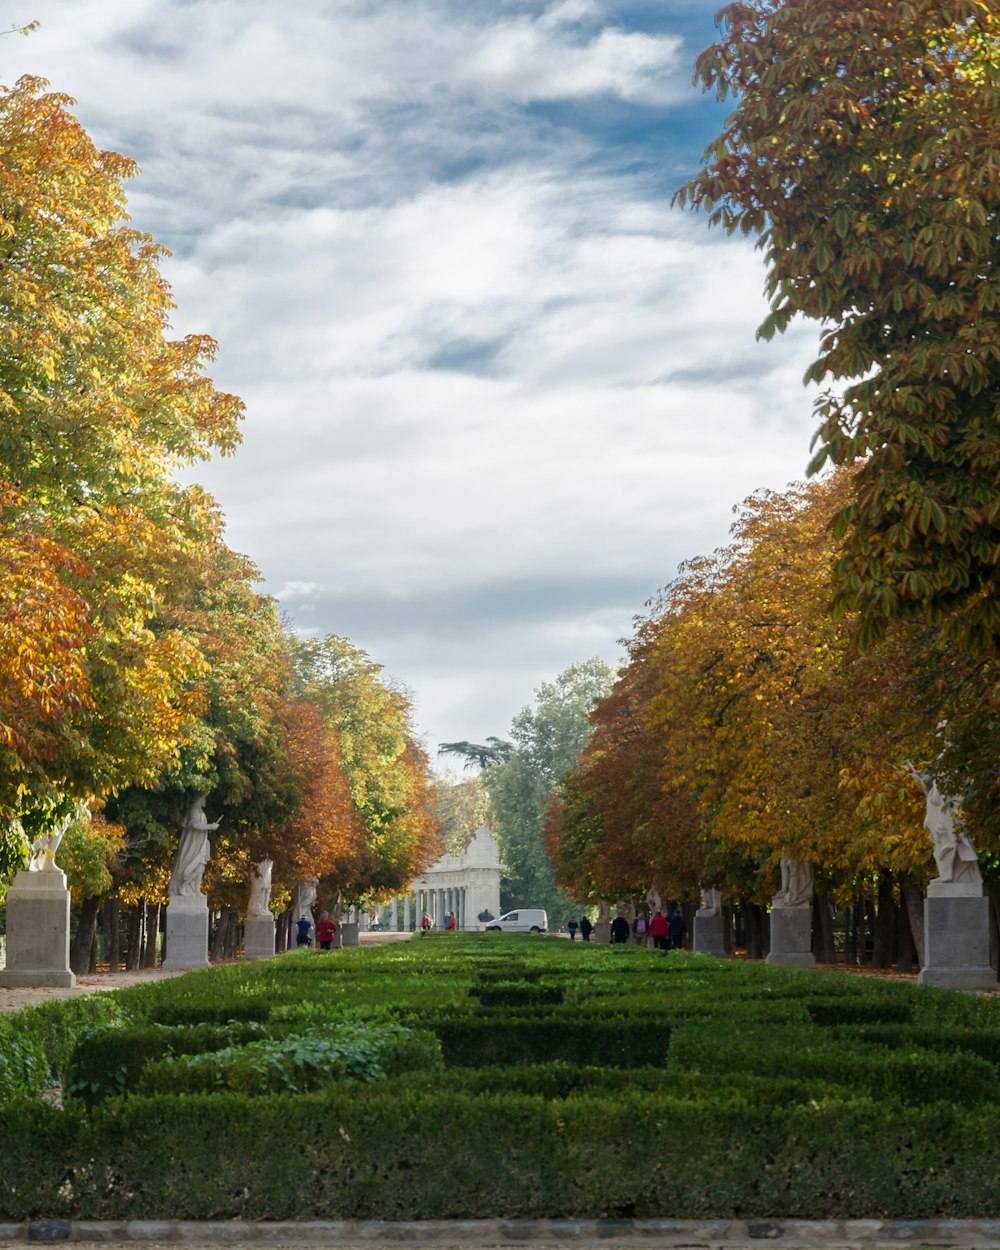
[314,912,337,950]
[648,908,669,952]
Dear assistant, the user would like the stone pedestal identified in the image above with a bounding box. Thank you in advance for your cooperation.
[338,922,359,948]
[592,921,611,945]
[918,888,995,990]
[163,896,210,970]
[243,914,276,961]
[693,911,726,956]
[766,905,815,968]
[0,869,75,987]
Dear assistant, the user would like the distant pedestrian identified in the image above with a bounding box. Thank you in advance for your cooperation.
[610,913,630,945]
[295,915,313,949]
[421,913,432,931]
[567,918,579,940]
[668,907,687,951]
[632,911,648,947]
[447,911,457,931]
[579,916,593,942]
[315,912,337,950]
[648,908,668,952]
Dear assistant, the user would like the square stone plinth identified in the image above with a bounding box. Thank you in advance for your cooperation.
[766,905,815,967]
[243,914,276,961]
[919,893,996,990]
[0,869,75,988]
[163,899,210,970]
[693,911,726,956]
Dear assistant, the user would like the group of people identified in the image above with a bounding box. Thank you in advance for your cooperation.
[567,907,686,950]
[420,911,458,931]
[294,911,337,950]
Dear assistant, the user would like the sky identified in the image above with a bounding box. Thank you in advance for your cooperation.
[2,1,824,763]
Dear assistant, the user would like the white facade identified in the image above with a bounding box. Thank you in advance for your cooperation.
[387,826,501,931]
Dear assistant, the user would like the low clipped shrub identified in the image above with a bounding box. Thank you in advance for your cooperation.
[467,981,565,1008]
[64,1021,267,1103]
[0,1023,48,1103]
[139,1021,442,1096]
[807,996,914,1027]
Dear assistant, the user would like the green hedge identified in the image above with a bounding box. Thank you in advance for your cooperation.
[5,1089,1000,1220]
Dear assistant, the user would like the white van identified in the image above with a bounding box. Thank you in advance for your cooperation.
[483,909,548,934]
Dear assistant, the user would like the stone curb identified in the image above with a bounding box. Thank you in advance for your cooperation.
[5,1220,1000,1247]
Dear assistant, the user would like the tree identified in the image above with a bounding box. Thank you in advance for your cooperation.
[485,658,613,924]
[676,1,1000,656]
[437,738,513,770]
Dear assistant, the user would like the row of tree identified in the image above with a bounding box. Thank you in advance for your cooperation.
[544,470,1000,963]
[0,75,441,968]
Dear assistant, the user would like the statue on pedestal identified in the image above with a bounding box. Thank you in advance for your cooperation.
[28,813,73,872]
[295,876,319,919]
[913,771,981,890]
[247,859,274,919]
[699,886,721,916]
[170,796,220,899]
[773,856,813,908]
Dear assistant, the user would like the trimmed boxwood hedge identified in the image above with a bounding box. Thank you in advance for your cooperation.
[4,937,1000,1221]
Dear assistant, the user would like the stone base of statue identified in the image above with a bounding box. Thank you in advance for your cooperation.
[918,887,995,990]
[693,910,726,956]
[338,922,359,948]
[163,895,210,970]
[0,869,75,988]
[592,921,611,945]
[243,914,276,962]
[766,905,815,968]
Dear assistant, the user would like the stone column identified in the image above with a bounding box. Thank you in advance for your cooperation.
[163,895,211,970]
[403,894,411,931]
[919,882,995,990]
[0,868,75,988]
[693,910,726,956]
[390,898,398,931]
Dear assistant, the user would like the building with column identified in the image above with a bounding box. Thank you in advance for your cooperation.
[387,826,501,932]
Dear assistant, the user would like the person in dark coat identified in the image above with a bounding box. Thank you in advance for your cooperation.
[567,918,579,940]
[668,907,687,950]
[579,915,593,942]
[610,913,630,945]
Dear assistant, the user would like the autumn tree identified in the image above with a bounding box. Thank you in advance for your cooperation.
[0,76,243,871]
[676,2,1000,656]
[291,635,441,904]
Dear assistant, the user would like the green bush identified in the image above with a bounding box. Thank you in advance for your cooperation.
[64,1021,267,1103]
[0,1023,48,1103]
[139,1022,442,1096]
[423,1010,670,1068]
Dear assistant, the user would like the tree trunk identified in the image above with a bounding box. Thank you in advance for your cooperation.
[333,889,344,949]
[896,890,915,974]
[862,895,877,964]
[745,903,766,960]
[125,901,144,971]
[722,904,734,955]
[106,898,120,973]
[899,880,925,968]
[70,896,101,976]
[872,875,895,969]
[211,908,232,961]
[812,892,836,964]
[143,901,160,968]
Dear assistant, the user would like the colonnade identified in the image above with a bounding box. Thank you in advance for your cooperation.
[388,886,468,931]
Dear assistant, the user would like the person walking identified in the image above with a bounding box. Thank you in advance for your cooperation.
[315,912,337,950]
[567,918,579,940]
[579,915,593,942]
[668,907,687,951]
[610,912,630,945]
[295,914,313,949]
[632,910,648,947]
[648,908,669,952]
[447,910,457,931]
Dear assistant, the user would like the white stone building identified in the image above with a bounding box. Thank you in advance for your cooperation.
[385,826,501,931]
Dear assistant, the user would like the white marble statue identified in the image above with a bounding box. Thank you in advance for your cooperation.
[913,771,981,889]
[294,876,318,919]
[699,886,721,916]
[170,796,220,899]
[247,859,274,919]
[27,813,72,872]
[773,856,814,909]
